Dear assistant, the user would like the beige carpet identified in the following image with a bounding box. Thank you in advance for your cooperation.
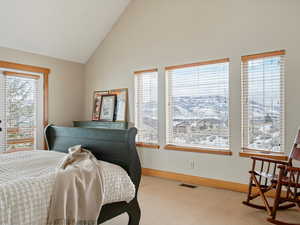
[103,176,300,225]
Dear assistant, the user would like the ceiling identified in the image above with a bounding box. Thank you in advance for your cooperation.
[0,0,131,63]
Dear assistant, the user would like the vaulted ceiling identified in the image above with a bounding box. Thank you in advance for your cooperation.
[0,0,131,63]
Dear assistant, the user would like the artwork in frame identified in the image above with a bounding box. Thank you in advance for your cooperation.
[109,88,128,122]
[99,94,117,121]
[92,91,108,121]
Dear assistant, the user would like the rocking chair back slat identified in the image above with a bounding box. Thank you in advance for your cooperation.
[294,171,299,201]
[272,163,277,177]
[286,171,292,199]
[265,162,271,187]
[259,161,264,184]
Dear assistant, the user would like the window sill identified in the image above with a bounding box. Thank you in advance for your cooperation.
[164,144,232,156]
[136,142,160,149]
[239,150,288,161]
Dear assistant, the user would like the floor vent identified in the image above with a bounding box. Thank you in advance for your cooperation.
[179,183,197,189]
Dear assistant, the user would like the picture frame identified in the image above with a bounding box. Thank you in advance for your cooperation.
[92,91,109,121]
[109,88,128,122]
[99,94,117,121]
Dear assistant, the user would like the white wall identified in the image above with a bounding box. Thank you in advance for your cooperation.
[0,46,85,126]
[84,0,300,184]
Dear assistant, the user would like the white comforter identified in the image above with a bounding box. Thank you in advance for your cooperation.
[0,150,135,225]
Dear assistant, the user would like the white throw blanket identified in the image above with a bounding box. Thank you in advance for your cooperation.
[47,145,104,225]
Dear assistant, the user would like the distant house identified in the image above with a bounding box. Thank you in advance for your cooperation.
[174,118,227,134]
[192,118,226,132]
[173,121,192,133]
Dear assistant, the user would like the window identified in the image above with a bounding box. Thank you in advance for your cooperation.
[134,69,159,147]
[0,71,44,152]
[166,59,230,150]
[241,50,285,153]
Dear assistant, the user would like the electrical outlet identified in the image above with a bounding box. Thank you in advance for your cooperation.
[188,160,195,169]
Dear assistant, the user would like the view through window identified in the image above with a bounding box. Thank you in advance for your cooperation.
[5,75,39,151]
[134,69,158,145]
[166,59,230,149]
[242,51,285,153]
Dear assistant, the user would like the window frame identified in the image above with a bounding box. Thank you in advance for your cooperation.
[134,68,160,149]
[0,61,50,150]
[241,50,285,155]
[164,58,232,155]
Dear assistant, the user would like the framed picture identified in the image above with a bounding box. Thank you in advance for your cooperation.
[99,94,117,121]
[109,88,128,122]
[92,91,109,120]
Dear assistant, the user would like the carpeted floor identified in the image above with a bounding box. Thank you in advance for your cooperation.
[103,176,300,225]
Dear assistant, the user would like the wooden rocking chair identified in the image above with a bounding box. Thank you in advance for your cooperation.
[243,129,300,216]
[267,165,300,225]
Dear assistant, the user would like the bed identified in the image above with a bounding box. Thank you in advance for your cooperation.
[0,125,141,225]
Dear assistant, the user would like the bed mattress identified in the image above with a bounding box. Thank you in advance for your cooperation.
[0,150,135,225]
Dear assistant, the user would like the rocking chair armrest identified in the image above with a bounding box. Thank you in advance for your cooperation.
[250,156,289,165]
[283,166,300,172]
[277,165,300,186]
[278,164,287,170]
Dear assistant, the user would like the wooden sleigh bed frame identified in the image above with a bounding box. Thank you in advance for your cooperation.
[45,125,142,225]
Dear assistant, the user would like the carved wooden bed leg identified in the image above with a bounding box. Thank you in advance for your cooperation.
[127,199,141,225]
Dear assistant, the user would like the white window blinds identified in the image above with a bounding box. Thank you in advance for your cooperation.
[166,59,230,149]
[134,69,159,146]
[4,72,40,151]
[241,50,285,153]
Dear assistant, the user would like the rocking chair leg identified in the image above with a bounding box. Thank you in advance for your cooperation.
[245,161,257,204]
[245,173,254,204]
[252,174,272,215]
[267,199,300,224]
[269,181,282,222]
[243,172,275,212]
[266,171,300,225]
